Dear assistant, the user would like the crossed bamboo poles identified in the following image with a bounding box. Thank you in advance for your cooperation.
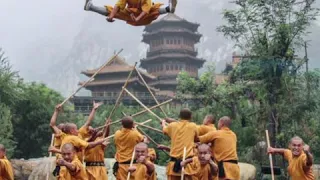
[58,52,171,178]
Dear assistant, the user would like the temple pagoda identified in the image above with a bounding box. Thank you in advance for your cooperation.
[140,14,206,97]
[72,56,168,114]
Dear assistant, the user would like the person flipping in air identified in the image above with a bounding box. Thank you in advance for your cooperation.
[83,0,177,26]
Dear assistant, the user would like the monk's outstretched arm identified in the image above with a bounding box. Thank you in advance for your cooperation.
[87,138,107,149]
[50,104,62,134]
[83,101,102,128]
[267,147,286,155]
[157,144,170,152]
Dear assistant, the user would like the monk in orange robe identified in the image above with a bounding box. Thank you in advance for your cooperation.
[181,144,218,180]
[127,142,156,180]
[84,119,111,180]
[83,0,177,26]
[49,104,66,152]
[57,143,88,180]
[143,137,157,180]
[78,101,103,140]
[161,108,199,180]
[268,136,314,180]
[0,144,14,180]
[197,115,217,136]
[113,116,144,180]
[198,116,240,180]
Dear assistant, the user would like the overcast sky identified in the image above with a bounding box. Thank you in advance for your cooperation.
[1,0,319,95]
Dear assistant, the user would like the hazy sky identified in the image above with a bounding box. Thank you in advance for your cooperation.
[1,0,319,95]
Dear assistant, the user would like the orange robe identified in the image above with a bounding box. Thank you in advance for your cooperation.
[54,130,67,159]
[197,124,217,136]
[105,0,163,26]
[0,156,14,180]
[147,148,157,180]
[58,157,88,180]
[84,137,108,180]
[78,126,91,140]
[283,149,314,180]
[114,128,144,180]
[199,127,240,179]
[163,120,199,179]
[61,135,89,163]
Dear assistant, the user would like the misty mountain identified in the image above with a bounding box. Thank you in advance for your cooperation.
[1,0,319,96]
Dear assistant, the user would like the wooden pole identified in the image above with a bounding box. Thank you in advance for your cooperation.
[123,87,163,122]
[265,130,275,180]
[46,134,55,180]
[135,122,163,134]
[126,148,136,180]
[60,49,123,106]
[94,99,172,131]
[135,67,167,117]
[105,119,152,139]
[181,147,187,180]
[107,62,137,120]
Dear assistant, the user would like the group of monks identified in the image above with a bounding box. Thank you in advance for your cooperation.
[0,100,317,180]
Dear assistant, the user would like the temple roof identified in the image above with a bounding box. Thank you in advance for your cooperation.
[81,56,156,79]
[79,77,159,91]
[144,14,200,32]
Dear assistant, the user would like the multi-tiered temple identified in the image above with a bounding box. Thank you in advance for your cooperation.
[141,14,205,97]
[72,14,206,114]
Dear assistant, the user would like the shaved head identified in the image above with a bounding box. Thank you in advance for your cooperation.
[64,123,78,135]
[290,136,304,144]
[0,144,5,152]
[57,123,65,132]
[135,142,148,150]
[0,144,6,158]
[218,116,232,129]
[61,143,75,162]
[198,143,211,152]
[62,143,75,152]
[179,108,192,120]
[203,115,215,125]
[121,116,134,129]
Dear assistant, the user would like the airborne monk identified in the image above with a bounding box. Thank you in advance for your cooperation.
[83,0,177,26]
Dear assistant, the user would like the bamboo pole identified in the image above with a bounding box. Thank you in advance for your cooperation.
[46,134,55,180]
[265,130,275,180]
[126,148,136,180]
[106,62,137,120]
[135,122,163,134]
[105,119,152,139]
[123,88,163,122]
[60,49,123,106]
[135,67,167,117]
[181,147,187,180]
[95,99,172,130]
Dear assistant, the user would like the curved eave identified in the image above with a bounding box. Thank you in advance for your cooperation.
[81,69,156,80]
[142,31,202,43]
[140,55,205,68]
[144,21,200,32]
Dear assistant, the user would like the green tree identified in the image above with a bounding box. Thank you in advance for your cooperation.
[0,104,16,158]
[11,83,68,158]
[217,0,319,147]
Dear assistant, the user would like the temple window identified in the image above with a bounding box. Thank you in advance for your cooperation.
[166,65,169,70]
